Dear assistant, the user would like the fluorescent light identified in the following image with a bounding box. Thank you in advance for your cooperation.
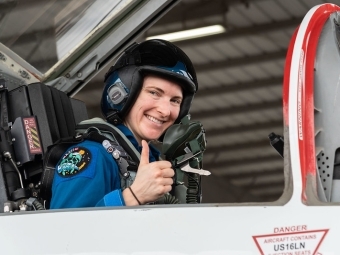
[146,25,226,42]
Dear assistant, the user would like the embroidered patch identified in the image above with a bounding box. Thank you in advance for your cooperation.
[57,147,91,177]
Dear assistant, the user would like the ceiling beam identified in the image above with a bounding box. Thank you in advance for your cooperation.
[204,139,272,155]
[195,76,283,98]
[191,100,282,119]
[204,120,282,139]
[220,167,284,180]
[173,18,300,48]
[195,50,287,73]
[241,179,284,189]
[153,0,225,26]
[218,177,284,194]
[152,0,263,27]
[206,154,281,169]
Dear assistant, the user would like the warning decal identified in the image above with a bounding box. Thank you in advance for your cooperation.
[253,225,328,255]
[23,117,42,154]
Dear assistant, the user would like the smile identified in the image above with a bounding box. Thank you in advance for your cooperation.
[146,115,165,124]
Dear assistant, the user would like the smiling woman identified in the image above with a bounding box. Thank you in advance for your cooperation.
[49,39,200,208]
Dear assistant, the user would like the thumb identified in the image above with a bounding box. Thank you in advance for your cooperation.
[139,140,150,165]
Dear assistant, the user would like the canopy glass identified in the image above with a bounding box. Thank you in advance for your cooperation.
[0,0,127,73]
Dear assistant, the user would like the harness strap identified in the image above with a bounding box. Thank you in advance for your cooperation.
[76,122,140,164]
[76,120,141,190]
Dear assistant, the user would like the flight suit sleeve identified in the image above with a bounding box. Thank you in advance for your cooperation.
[50,140,125,209]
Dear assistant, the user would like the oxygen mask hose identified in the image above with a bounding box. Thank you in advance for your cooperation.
[162,115,210,204]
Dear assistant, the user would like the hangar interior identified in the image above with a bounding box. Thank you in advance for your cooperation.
[1,0,338,203]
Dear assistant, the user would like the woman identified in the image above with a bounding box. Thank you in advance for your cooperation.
[50,39,198,208]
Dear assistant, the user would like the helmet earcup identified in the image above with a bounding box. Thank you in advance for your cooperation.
[116,67,144,119]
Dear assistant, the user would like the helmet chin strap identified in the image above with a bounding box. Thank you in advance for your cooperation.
[106,110,123,125]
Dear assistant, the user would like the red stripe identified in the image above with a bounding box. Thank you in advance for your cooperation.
[296,4,340,201]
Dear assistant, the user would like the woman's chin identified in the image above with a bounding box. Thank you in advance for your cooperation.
[144,132,162,142]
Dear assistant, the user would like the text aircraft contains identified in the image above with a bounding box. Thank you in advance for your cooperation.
[0,1,340,254]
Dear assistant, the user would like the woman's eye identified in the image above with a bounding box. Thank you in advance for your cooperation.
[172,99,182,105]
[149,90,158,96]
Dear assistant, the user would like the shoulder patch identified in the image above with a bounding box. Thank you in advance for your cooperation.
[57,147,91,177]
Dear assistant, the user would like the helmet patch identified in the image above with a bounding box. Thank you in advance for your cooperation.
[57,147,91,177]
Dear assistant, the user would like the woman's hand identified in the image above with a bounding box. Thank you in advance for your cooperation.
[123,140,174,205]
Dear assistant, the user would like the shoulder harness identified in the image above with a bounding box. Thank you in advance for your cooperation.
[40,118,140,204]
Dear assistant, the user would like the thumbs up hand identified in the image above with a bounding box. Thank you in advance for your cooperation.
[125,140,174,205]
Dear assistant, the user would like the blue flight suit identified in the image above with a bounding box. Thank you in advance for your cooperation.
[50,124,160,209]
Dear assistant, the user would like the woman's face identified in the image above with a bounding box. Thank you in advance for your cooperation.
[124,75,183,144]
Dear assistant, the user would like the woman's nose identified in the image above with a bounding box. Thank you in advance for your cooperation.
[156,99,171,117]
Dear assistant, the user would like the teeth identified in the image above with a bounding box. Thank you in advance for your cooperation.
[146,115,164,124]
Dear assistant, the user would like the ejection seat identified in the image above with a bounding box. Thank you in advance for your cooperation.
[0,80,88,212]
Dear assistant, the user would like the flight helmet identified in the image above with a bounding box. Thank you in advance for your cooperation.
[101,39,198,125]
